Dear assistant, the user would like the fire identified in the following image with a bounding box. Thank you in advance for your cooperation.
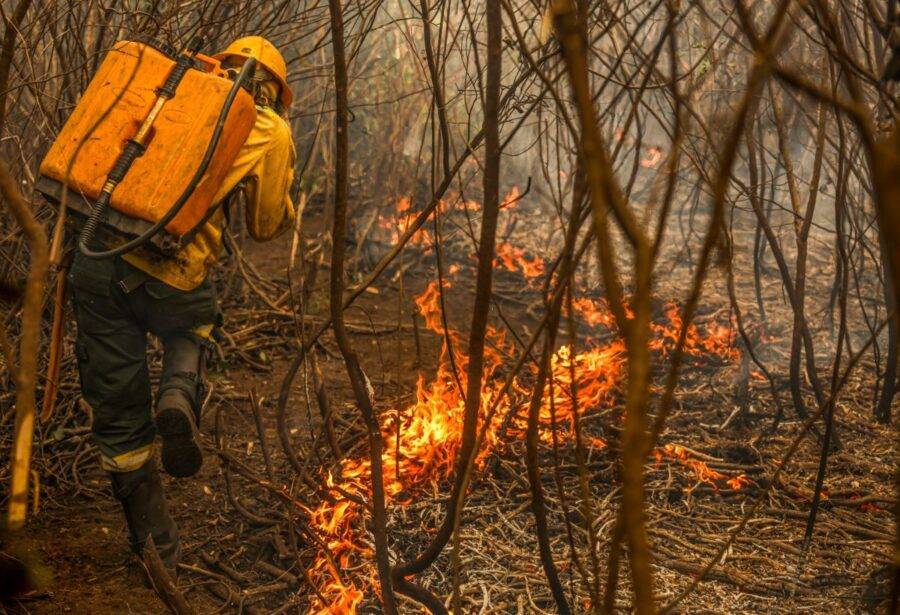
[727,474,752,490]
[501,186,521,209]
[495,242,545,279]
[652,302,739,360]
[376,196,436,246]
[655,444,750,491]
[301,266,743,611]
[377,189,522,252]
[640,145,663,168]
[570,296,620,328]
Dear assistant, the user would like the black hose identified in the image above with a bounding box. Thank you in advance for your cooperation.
[78,56,257,259]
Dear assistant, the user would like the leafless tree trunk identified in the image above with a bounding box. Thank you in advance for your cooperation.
[325,0,396,610]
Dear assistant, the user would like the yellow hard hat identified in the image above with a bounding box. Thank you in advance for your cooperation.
[214,36,292,107]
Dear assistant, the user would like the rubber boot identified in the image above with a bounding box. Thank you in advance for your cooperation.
[109,458,181,572]
[155,335,204,478]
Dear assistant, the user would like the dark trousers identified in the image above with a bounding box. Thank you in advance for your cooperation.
[68,252,220,471]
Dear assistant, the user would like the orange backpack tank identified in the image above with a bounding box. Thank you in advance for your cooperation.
[38,40,257,252]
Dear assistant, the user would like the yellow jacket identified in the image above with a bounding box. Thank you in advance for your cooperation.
[122,106,296,290]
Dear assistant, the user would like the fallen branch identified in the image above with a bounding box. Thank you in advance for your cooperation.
[142,536,194,615]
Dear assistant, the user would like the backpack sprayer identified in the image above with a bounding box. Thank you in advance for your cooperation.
[37,37,259,259]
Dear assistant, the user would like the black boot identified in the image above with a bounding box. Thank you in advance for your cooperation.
[109,459,181,570]
[155,388,203,478]
[155,335,204,478]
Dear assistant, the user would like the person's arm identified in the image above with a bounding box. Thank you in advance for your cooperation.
[243,108,296,240]
[213,107,296,241]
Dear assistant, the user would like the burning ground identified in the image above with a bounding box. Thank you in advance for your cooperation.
[7,194,894,614]
[299,276,749,611]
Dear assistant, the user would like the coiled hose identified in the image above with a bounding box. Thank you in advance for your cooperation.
[78,56,258,259]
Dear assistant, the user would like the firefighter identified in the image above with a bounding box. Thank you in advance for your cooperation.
[67,36,296,571]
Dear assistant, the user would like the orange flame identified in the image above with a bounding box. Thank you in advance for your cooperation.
[501,186,521,209]
[495,242,545,279]
[302,265,742,610]
[376,196,435,246]
[570,297,620,329]
[651,303,739,360]
[655,444,750,492]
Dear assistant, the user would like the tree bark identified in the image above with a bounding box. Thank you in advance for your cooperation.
[325,0,396,610]
[450,3,502,610]
[2,158,49,530]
